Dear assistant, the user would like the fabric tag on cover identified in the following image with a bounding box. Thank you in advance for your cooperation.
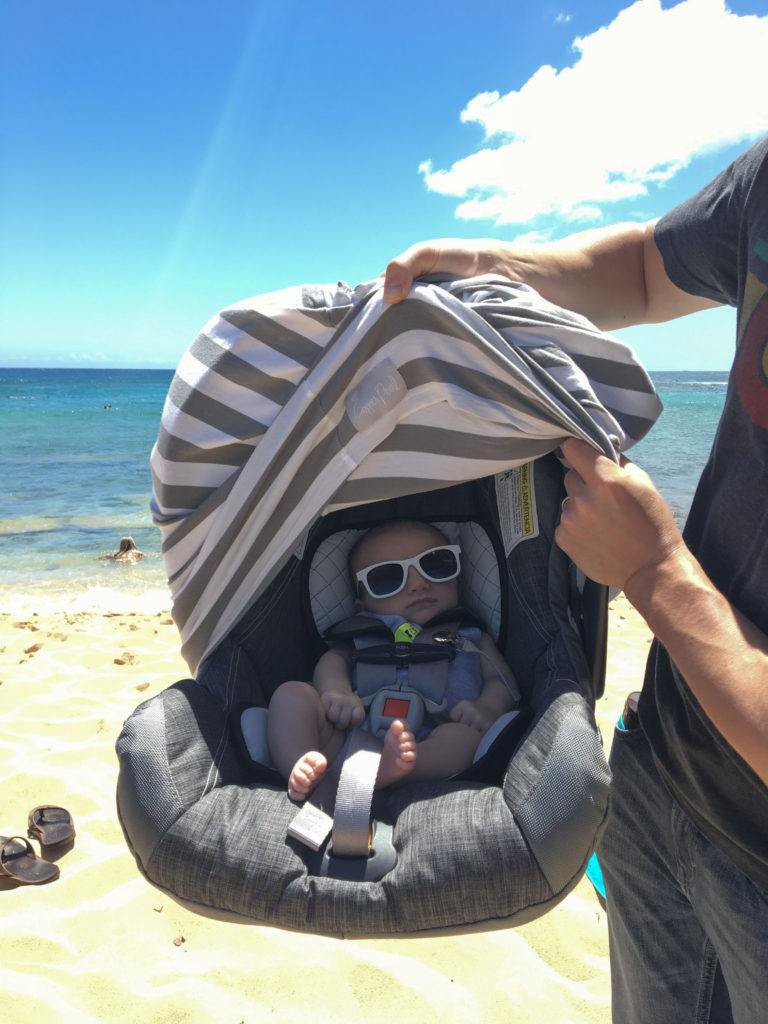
[346,358,407,431]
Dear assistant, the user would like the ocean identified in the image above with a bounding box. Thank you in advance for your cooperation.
[0,366,729,614]
[1,368,173,613]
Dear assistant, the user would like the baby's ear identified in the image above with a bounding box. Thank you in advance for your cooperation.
[354,598,364,611]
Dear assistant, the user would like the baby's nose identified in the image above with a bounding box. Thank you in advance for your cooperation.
[406,565,429,590]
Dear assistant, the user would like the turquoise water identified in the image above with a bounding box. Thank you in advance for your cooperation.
[630,370,729,525]
[1,368,172,610]
[0,366,728,611]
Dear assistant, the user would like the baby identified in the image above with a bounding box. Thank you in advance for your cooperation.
[267,519,518,801]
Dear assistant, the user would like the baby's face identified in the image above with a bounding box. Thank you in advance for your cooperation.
[353,523,459,626]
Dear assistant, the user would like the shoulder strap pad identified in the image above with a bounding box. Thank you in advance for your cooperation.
[424,605,485,631]
[323,614,392,645]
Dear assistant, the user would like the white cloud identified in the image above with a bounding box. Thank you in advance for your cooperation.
[555,13,572,23]
[421,0,768,228]
[68,349,107,364]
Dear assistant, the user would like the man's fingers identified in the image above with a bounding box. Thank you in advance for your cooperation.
[561,436,631,480]
[382,244,440,303]
[381,239,489,303]
[560,437,607,479]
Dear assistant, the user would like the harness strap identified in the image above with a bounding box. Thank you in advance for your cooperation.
[331,729,382,856]
[352,631,456,711]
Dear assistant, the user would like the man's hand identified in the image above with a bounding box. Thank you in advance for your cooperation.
[321,689,365,730]
[555,437,685,591]
[381,238,505,304]
[557,437,768,785]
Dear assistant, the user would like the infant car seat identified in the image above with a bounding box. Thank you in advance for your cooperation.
[116,275,661,934]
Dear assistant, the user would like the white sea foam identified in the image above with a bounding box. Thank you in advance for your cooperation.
[0,584,172,617]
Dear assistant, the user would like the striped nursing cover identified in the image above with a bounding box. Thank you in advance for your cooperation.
[151,275,661,674]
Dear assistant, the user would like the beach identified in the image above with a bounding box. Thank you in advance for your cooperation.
[0,593,652,1023]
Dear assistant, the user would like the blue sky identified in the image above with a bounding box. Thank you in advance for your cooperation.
[2,0,767,371]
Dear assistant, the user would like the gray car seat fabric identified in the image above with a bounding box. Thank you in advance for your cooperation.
[116,456,612,934]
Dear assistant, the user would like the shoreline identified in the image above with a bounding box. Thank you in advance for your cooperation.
[0,582,172,618]
[1,594,653,1022]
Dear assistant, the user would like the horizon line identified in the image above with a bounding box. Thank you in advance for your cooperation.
[1,364,733,375]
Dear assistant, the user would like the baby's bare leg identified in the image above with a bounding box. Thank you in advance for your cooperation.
[267,680,343,801]
[408,722,482,782]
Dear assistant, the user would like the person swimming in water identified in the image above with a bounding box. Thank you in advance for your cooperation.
[108,536,144,563]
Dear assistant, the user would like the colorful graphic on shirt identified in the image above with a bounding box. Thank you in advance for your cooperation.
[735,265,768,430]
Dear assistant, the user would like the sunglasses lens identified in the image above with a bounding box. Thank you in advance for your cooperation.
[419,547,459,580]
[365,563,406,597]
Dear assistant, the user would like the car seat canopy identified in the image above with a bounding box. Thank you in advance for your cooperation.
[150,275,661,676]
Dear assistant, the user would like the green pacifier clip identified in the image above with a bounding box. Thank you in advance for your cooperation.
[393,622,420,643]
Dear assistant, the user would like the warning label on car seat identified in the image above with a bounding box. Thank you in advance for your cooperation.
[495,463,539,555]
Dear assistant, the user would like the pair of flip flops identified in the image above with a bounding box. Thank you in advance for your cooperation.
[0,806,75,886]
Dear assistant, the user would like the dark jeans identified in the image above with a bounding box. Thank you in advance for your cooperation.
[600,723,768,1024]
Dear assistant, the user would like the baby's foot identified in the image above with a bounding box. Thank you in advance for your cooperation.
[288,750,328,801]
[376,719,417,788]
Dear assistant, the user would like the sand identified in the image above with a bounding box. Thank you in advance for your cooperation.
[0,594,652,1023]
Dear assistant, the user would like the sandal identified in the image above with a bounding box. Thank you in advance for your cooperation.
[27,806,75,848]
[0,835,60,885]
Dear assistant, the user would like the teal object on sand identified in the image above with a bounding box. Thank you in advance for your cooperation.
[586,851,606,899]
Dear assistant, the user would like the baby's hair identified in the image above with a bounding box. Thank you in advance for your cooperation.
[348,519,450,583]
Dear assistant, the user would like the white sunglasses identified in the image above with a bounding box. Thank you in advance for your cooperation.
[355,545,461,599]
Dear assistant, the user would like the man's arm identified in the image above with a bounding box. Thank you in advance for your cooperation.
[382,223,721,329]
[557,438,768,786]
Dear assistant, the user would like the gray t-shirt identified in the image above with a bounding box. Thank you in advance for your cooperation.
[642,135,768,889]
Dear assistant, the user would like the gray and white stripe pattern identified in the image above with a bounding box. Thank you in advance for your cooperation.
[151,275,661,674]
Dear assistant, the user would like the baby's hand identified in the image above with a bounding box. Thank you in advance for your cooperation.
[321,690,366,729]
[449,699,497,735]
